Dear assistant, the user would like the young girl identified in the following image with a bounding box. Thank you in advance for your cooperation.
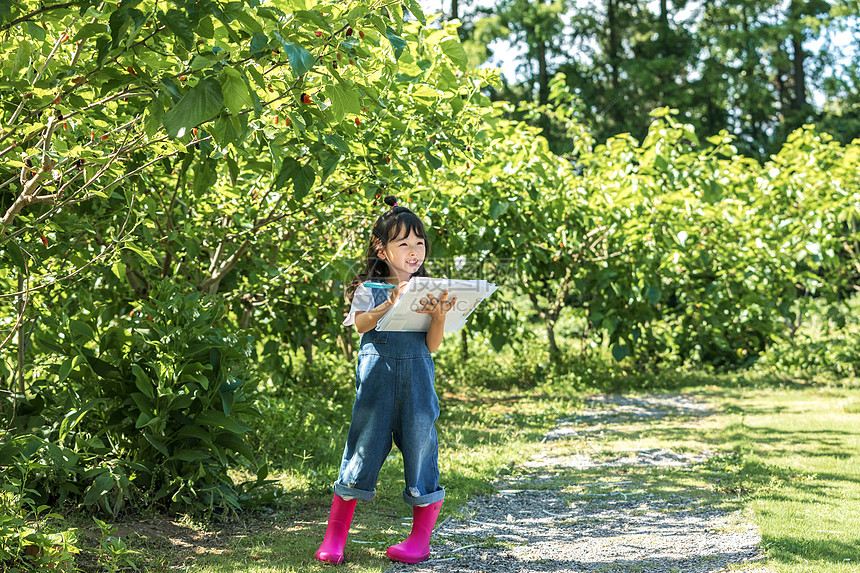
[316,195,456,565]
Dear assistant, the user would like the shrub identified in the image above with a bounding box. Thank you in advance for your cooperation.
[2,281,264,517]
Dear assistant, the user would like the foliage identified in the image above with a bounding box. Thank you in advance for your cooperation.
[570,111,858,368]
[249,349,355,478]
[461,0,858,156]
[0,0,858,538]
[413,87,858,369]
[0,0,496,517]
[0,435,78,570]
[756,294,860,380]
[4,281,259,517]
[92,517,141,573]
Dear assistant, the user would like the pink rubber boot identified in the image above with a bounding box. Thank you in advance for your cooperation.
[315,495,357,564]
[386,501,443,564]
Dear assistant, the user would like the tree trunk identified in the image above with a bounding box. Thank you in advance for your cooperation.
[528,292,561,363]
[790,32,806,111]
[16,272,24,394]
[537,39,549,106]
[450,0,459,20]
[301,335,313,368]
[338,332,354,362]
[461,329,469,362]
[545,321,559,362]
[607,0,619,91]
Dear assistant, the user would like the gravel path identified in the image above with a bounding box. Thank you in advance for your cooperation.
[385,394,773,573]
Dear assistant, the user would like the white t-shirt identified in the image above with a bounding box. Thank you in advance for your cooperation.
[342,283,378,327]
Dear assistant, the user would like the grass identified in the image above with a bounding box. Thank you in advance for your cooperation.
[84,374,860,573]
[55,304,860,573]
[176,384,570,573]
[65,380,569,573]
[705,382,860,573]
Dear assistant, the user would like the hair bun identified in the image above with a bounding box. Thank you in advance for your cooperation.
[383,195,398,208]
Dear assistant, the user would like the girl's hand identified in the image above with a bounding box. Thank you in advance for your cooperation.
[417,290,457,321]
[389,280,410,305]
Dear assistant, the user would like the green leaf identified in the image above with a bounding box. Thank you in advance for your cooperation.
[490,333,506,352]
[69,320,95,343]
[249,31,269,55]
[195,410,249,435]
[162,78,224,139]
[324,133,351,154]
[132,364,154,399]
[611,344,630,362]
[124,243,158,266]
[233,9,263,35]
[403,0,426,24]
[424,150,442,169]
[704,180,722,204]
[144,433,170,457]
[108,8,139,51]
[319,150,341,183]
[489,200,510,220]
[177,425,210,441]
[73,23,108,42]
[5,240,28,271]
[226,154,239,185]
[196,14,215,39]
[130,392,154,417]
[0,0,12,22]
[326,83,361,124]
[26,21,46,42]
[385,27,407,60]
[214,433,254,461]
[440,38,468,70]
[277,38,315,78]
[135,412,154,429]
[218,67,252,115]
[274,158,316,199]
[222,391,235,415]
[159,9,195,51]
[219,378,243,392]
[144,97,165,138]
[58,357,74,383]
[295,9,331,32]
[83,472,115,506]
[347,5,368,21]
[256,461,269,482]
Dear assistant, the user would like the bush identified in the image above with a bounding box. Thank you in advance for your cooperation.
[0,434,79,571]
[1,281,264,518]
[756,295,860,380]
[249,350,355,479]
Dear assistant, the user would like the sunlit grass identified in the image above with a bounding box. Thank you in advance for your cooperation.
[68,324,860,573]
[706,383,860,573]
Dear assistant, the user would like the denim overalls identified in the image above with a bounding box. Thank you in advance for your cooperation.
[333,287,445,507]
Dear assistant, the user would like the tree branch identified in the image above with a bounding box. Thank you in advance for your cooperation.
[0,1,85,32]
[198,239,251,294]
[1,116,60,229]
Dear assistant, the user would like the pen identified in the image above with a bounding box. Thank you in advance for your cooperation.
[363,281,396,289]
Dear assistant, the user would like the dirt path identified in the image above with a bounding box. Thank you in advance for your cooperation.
[386,394,773,573]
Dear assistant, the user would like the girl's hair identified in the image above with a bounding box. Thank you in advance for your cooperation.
[346,195,430,297]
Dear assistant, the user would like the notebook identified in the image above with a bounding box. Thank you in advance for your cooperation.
[375,277,499,333]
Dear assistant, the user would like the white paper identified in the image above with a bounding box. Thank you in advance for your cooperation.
[375,277,498,333]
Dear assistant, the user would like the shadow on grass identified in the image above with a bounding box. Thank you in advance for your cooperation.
[763,535,860,565]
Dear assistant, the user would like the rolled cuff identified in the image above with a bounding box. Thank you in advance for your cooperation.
[402,486,445,507]
[333,481,376,502]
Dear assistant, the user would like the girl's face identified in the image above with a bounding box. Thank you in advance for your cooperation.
[378,228,426,282]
